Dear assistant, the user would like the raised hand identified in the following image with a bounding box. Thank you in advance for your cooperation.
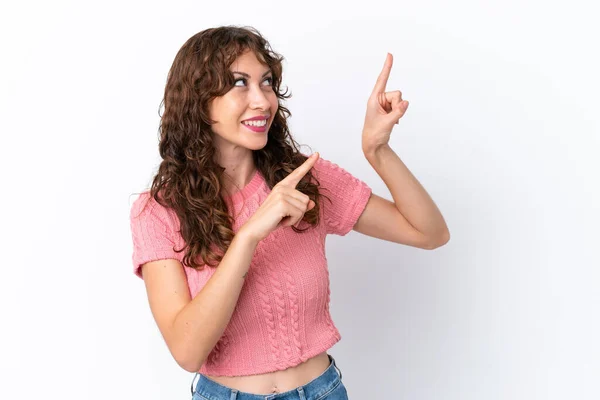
[362,53,409,154]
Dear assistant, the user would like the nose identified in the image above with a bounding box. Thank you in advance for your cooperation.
[248,84,271,111]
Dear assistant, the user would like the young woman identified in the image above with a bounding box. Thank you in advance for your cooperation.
[130,25,449,400]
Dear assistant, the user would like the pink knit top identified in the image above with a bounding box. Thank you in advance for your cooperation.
[129,155,372,376]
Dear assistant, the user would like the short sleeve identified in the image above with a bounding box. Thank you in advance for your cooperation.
[312,155,372,236]
[129,192,182,279]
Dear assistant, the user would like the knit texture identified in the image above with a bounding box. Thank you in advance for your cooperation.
[129,155,372,376]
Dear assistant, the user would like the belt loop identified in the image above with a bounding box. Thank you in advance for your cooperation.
[190,372,199,395]
[230,388,238,400]
[297,386,307,400]
[331,355,343,380]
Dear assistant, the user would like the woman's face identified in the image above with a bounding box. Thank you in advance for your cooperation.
[208,50,279,154]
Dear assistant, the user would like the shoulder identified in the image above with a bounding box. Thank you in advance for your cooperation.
[312,154,336,172]
[130,191,157,220]
[310,154,364,187]
[129,191,178,231]
[306,154,342,180]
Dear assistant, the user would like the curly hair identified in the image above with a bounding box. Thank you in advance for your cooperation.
[134,25,329,270]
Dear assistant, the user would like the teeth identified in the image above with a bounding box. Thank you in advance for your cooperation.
[243,119,267,127]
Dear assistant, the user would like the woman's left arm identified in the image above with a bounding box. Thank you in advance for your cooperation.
[353,53,450,249]
[355,144,450,249]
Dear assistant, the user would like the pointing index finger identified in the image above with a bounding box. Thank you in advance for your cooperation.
[372,53,393,96]
[280,152,320,187]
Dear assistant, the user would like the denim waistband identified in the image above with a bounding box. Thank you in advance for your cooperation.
[191,354,343,400]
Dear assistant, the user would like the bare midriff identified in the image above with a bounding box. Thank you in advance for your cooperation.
[203,351,331,395]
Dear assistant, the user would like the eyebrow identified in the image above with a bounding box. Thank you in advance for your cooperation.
[231,70,272,78]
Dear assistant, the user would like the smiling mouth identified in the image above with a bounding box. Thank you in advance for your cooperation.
[241,120,268,132]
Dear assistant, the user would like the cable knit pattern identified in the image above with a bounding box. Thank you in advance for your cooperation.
[129,155,372,376]
[252,238,281,364]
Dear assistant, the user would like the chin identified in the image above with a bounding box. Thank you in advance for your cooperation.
[239,130,268,148]
[247,138,268,151]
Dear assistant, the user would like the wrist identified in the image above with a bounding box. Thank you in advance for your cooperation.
[235,226,260,248]
[362,142,389,159]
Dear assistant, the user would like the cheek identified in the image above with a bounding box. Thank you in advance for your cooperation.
[213,95,241,117]
[227,99,246,120]
[269,94,279,111]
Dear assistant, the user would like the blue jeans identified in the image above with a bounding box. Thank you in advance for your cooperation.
[191,354,348,400]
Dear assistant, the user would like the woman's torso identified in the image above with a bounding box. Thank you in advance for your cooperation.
[203,351,330,395]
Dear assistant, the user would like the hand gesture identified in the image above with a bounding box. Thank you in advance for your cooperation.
[240,152,320,243]
[362,53,409,154]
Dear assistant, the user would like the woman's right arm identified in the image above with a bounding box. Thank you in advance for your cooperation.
[140,152,320,373]
[141,227,258,373]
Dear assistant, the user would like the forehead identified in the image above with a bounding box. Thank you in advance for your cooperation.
[230,50,269,73]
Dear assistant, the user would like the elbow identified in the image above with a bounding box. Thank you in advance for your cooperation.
[426,230,450,250]
[167,322,207,373]
[175,353,204,373]
[179,361,203,374]
[171,343,205,373]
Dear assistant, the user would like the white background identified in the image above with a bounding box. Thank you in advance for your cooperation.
[1,0,598,399]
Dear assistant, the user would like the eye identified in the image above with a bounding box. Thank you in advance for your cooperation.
[234,77,274,87]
